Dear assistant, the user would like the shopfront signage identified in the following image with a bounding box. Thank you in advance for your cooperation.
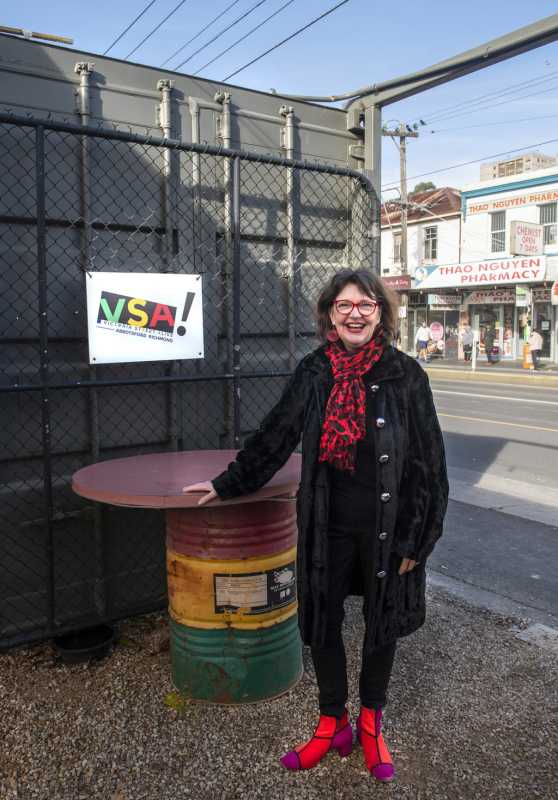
[509,221,543,256]
[467,188,558,216]
[414,257,546,289]
[427,294,461,306]
[430,322,444,342]
[86,272,204,364]
[552,281,558,306]
[382,275,411,290]
[464,288,516,305]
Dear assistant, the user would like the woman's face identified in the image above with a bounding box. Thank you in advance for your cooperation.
[329,282,382,352]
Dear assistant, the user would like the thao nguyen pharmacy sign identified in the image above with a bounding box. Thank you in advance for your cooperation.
[414,256,546,289]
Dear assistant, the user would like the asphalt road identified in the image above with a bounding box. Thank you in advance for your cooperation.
[431,376,558,491]
[427,375,558,623]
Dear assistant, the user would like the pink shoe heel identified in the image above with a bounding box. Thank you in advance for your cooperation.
[356,709,395,782]
[281,711,353,770]
[332,724,353,758]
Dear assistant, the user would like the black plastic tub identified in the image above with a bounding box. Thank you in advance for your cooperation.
[53,624,115,663]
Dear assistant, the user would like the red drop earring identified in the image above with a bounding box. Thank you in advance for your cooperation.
[327,327,339,342]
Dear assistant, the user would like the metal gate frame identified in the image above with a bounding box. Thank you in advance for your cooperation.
[0,112,378,649]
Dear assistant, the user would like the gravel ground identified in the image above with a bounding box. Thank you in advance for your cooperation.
[1,586,557,800]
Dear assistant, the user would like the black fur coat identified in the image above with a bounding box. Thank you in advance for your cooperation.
[212,345,449,653]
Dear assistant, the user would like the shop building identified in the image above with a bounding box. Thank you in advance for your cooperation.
[390,166,558,363]
[381,187,462,354]
[460,167,557,362]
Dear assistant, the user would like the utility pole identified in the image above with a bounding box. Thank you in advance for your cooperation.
[382,123,419,274]
[382,123,418,353]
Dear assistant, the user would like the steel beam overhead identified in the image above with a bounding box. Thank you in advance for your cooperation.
[281,12,558,109]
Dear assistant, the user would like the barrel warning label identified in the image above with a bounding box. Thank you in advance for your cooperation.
[214,562,296,615]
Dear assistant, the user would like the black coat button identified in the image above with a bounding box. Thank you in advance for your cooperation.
[379,454,389,464]
[380,492,391,502]
[376,417,385,428]
[376,570,387,578]
[370,384,380,393]
[379,532,388,541]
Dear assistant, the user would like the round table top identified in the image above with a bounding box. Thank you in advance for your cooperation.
[72,450,301,509]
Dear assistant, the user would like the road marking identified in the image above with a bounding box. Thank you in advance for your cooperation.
[430,377,558,391]
[438,413,558,434]
[433,389,558,407]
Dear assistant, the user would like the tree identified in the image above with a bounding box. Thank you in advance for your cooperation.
[413,181,436,194]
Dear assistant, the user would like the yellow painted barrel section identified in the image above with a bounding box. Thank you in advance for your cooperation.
[167,546,297,630]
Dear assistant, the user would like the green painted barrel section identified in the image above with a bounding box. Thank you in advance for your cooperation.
[170,615,303,704]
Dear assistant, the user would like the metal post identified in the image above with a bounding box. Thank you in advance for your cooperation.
[74,61,107,619]
[472,330,478,372]
[36,125,55,636]
[280,105,297,371]
[215,91,236,447]
[158,79,179,451]
[232,156,242,447]
[362,104,382,273]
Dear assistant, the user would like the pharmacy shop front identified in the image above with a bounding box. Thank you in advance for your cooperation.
[413,257,554,362]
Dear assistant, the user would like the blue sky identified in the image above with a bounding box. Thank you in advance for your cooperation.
[6,1,558,195]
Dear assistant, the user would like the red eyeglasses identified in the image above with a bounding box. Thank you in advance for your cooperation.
[333,299,381,316]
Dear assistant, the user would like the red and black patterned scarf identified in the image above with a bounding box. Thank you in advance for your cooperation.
[318,328,384,472]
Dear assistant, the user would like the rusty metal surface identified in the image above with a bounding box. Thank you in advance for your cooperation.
[72,450,301,509]
[166,501,297,559]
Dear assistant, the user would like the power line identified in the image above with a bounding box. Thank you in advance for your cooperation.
[382,135,558,190]
[410,69,558,124]
[193,0,297,76]
[428,111,558,134]
[103,0,159,55]
[125,0,190,60]
[222,0,351,82]
[160,0,243,67]
[175,0,272,71]
[411,69,558,127]
[418,80,558,127]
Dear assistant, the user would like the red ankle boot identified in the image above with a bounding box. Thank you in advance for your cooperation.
[356,707,394,782]
[281,711,353,770]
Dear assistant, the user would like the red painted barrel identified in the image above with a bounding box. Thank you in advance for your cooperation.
[166,501,297,559]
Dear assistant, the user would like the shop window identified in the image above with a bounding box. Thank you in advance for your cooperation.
[423,226,438,261]
[539,202,557,245]
[393,232,401,263]
[490,211,506,252]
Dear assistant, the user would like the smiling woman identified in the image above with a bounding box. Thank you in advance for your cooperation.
[317,270,399,352]
[183,268,448,783]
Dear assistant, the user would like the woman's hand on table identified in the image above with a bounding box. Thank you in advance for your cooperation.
[399,558,419,575]
[182,481,218,506]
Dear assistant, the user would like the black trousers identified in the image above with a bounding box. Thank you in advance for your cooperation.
[531,349,541,370]
[310,526,397,719]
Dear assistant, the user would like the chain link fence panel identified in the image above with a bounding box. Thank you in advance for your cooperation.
[0,112,377,649]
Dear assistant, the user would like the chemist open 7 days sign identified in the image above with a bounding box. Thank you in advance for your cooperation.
[86,272,204,364]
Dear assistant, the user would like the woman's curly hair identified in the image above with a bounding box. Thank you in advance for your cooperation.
[316,268,399,344]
